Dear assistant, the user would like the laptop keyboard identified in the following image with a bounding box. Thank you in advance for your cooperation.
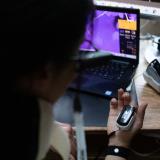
[84,61,131,81]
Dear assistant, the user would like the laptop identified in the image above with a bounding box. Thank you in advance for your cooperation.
[69,6,140,99]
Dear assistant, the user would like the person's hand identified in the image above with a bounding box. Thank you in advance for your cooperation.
[107,88,148,148]
[57,122,77,160]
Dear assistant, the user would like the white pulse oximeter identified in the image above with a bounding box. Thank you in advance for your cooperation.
[116,105,136,130]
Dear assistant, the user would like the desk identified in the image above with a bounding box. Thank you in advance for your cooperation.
[134,40,160,130]
[84,40,160,131]
[52,40,160,160]
[54,40,160,129]
[85,40,160,159]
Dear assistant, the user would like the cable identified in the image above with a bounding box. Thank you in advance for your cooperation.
[140,33,160,41]
[74,48,88,160]
[140,33,154,40]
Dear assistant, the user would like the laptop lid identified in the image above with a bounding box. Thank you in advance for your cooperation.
[80,6,140,65]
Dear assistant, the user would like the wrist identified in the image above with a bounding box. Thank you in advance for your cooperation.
[108,136,130,148]
[105,145,130,159]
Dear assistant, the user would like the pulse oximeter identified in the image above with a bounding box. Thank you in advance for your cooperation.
[116,105,136,130]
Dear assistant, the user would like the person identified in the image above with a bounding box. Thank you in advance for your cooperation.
[1,0,147,160]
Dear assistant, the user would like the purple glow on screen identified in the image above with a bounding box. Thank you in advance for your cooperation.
[80,10,137,56]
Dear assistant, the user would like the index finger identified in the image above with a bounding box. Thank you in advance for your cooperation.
[110,98,118,115]
[118,88,125,109]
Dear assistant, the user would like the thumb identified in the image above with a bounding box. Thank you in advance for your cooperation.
[132,102,148,133]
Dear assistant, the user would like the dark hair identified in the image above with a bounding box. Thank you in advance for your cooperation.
[1,1,94,159]
[1,0,94,79]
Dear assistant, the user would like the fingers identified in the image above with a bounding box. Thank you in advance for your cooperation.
[58,123,75,135]
[110,89,131,114]
[61,124,77,158]
[118,88,124,108]
[69,154,76,160]
[57,123,77,158]
[118,89,131,110]
[70,136,77,159]
[123,92,131,106]
[110,98,118,116]
[132,102,148,133]
[110,98,118,108]
[108,98,119,132]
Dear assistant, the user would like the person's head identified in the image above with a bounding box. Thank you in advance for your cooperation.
[1,0,94,102]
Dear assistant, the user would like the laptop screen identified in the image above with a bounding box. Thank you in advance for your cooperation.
[80,7,139,60]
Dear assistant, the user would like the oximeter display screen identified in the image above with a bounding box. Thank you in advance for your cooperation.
[121,108,132,123]
[117,105,136,126]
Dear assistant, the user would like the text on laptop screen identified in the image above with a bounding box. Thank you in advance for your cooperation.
[80,9,138,59]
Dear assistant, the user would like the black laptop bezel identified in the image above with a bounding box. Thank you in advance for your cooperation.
[88,5,140,66]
